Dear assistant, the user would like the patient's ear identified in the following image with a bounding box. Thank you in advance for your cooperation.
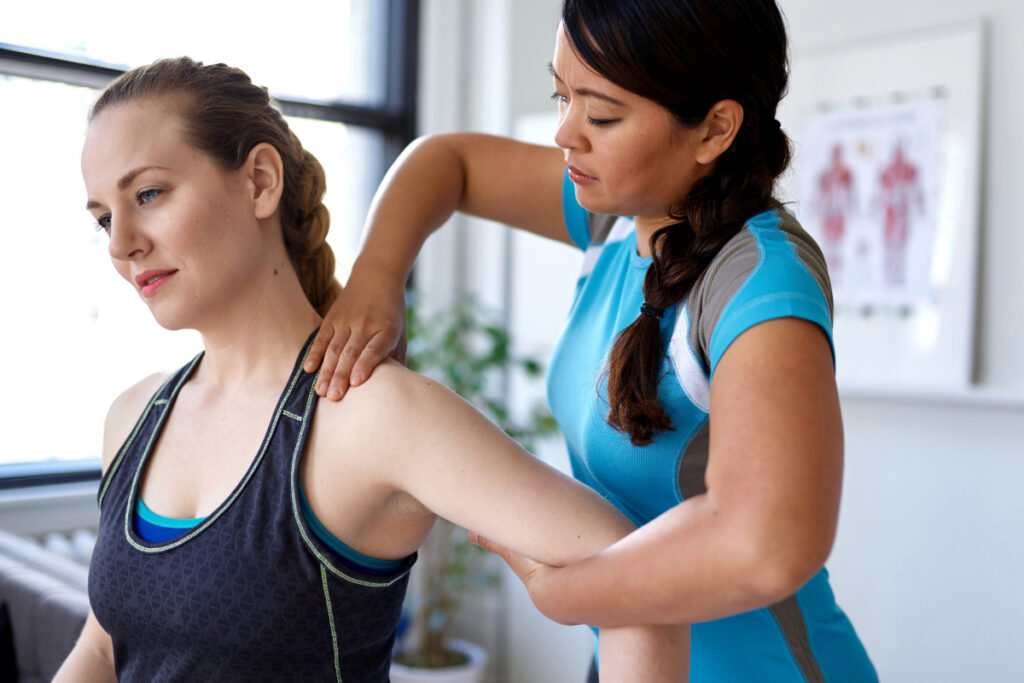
[246,143,284,220]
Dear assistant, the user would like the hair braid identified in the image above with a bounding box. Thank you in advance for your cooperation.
[283,149,342,316]
[606,118,790,445]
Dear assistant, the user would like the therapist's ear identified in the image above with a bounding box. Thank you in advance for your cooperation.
[695,99,744,165]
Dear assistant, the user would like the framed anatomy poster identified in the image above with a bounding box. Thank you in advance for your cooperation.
[778,21,984,391]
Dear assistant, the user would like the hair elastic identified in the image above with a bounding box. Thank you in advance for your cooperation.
[640,303,665,320]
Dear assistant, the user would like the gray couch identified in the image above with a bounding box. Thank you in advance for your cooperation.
[0,529,89,683]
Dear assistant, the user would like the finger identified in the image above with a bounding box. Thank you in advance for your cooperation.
[392,329,409,365]
[304,322,335,373]
[468,531,491,550]
[326,333,370,401]
[350,331,399,387]
[470,533,516,568]
[316,329,351,397]
[493,547,539,585]
[469,533,542,585]
[468,531,502,557]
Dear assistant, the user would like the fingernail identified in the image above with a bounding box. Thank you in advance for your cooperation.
[328,387,341,401]
[351,372,364,386]
[316,382,327,395]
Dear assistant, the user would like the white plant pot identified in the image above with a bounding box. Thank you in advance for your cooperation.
[390,638,488,683]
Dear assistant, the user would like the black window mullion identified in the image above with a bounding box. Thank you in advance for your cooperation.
[275,98,407,134]
[0,43,124,89]
[0,461,101,490]
[381,0,420,173]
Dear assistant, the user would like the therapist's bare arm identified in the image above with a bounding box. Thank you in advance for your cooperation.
[305,133,567,399]
[488,319,843,628]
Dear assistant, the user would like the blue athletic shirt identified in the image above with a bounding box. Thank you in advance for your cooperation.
[547,172,877,682]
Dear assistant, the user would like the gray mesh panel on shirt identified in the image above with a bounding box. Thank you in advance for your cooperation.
[685,211,833,372]
[586,212,620,246]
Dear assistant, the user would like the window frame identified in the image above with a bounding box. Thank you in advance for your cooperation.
[0,0,419,491]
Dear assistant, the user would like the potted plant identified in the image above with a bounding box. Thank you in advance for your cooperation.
[390,292,558,682]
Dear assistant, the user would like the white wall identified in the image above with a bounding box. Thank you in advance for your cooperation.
[831,395,1024,682]
[780,3,1024,681]
[428,1,1024,681]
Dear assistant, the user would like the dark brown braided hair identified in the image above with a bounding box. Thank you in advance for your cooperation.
[89,57,342,316]
[562,0,793,445]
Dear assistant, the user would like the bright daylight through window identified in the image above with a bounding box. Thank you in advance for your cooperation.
[0,0,418,485]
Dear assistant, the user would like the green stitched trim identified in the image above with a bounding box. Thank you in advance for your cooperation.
[289,383,413,588]
[122,354,204,550]
[124,342,310,554]
[282,410,304,422]
[99,361,196,510]
[298,487,404,572]
[154,399,169,405]
[320,565,343,683]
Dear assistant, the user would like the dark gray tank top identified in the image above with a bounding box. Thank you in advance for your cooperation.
[89,331,415,681]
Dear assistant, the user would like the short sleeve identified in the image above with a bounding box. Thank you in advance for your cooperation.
[561,169,591,251]
[693,211,835,377]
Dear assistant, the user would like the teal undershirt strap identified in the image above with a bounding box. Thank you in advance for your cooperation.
[295,487,403,573]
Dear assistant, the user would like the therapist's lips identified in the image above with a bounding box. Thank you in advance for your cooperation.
[567,165,596,184]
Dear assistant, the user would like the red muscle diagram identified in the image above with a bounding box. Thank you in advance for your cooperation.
[814,144,856,281]
[875,142,924,287]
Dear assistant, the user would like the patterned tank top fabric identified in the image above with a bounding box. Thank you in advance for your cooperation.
[89,331,416,682]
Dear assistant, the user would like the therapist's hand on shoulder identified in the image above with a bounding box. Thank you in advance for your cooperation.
[304,269,407,400]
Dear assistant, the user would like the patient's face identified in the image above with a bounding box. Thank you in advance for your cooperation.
[82,95,266,331]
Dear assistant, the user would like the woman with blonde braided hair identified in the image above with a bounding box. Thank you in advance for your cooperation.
[308,0,877,680]
[59,57,688,682]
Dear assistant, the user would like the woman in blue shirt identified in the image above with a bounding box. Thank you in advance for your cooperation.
[307,0,877,680]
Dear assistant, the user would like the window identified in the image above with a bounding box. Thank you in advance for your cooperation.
[0,0,418,488]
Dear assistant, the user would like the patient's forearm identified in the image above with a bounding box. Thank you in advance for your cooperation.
[598,624,690,682]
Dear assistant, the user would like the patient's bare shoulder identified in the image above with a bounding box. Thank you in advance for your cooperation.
[101,371,172,471]
[319,359,455,428]
[311,358,475,480]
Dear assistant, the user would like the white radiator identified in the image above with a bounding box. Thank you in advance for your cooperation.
[28,528,96,566]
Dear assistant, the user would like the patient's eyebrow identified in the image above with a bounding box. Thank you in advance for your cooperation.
[548,63,625,107]
[85,165,168,210]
